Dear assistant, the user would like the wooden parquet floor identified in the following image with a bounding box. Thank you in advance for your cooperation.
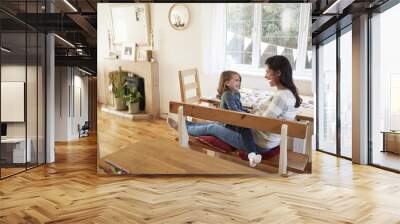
[102,139,266,175]
[1,118,400,223]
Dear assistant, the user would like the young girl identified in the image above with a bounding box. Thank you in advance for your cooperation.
[215,70,262,167]
[217,71,249,114]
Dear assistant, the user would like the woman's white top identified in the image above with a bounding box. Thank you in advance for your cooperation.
[251,89,298,149]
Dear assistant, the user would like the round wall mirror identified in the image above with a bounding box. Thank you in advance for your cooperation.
[168,4,190,30]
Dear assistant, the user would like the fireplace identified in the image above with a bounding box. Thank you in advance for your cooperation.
[99,61,159,120]
[126,73,145,111]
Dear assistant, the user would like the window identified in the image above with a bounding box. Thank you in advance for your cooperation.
[225,3,311,78]
[339,28,352,158]
[225,4,254,66]
[316,25,352,159]
[390,74,400,130]
[370,2,400,171]
[317,36,337,155]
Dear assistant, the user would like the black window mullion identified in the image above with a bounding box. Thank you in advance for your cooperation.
[0,28,2,179]
[336,29,341,157]
[24,0,28,171]
[36,0,39,167]
[367,11,373,165]
[44,31,47,164]
[72,68,75,118]
[315,44,319,152]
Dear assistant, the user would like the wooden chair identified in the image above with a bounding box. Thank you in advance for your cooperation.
[169,101,311,177]
[178,69,220,107]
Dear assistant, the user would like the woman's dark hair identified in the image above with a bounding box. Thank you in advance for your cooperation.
[265,55,302,108]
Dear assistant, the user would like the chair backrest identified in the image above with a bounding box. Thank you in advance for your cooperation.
[178,69,202,104]
[82,121,90,129]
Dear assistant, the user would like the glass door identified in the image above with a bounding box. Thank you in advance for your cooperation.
[317,25,353,159]
[339,27,352,158]
[370,3,400,171]
[317,35,337,155]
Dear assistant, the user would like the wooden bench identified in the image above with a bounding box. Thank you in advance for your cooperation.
[169,101,311,177]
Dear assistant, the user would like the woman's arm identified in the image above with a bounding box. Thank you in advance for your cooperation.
[262,94,285,118]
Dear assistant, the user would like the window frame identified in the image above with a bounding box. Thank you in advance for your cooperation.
[225,3,312,80]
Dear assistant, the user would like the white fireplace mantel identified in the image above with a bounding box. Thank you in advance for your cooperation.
[99,60,160,119]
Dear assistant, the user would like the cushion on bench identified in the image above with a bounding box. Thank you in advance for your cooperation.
[195,135,280,160]
[196,136,235,153]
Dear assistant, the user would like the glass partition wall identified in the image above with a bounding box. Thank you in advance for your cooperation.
[339,26,352,159]
[317,0,400,170]
[316,26,352,159]
[0,3,46,179]
[0,31,27,177]
[370,3,400,171]
[317,35,337,155]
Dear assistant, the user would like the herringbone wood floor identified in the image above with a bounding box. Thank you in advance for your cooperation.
[1,123,400,223]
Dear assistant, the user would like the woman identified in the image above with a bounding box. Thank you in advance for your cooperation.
[176,55,302,167]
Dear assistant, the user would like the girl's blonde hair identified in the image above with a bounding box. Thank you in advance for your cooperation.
[216,70,241,99]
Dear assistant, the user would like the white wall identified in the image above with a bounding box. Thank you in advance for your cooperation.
[97,3,114,104]
[98,3,210,115]
[1,65,34,137]
[72,74,89,138]
[151,3,205,116]
[73,74,89,122]
[54,67,89,141]
[98,3,313,116]
[55,67,69,141]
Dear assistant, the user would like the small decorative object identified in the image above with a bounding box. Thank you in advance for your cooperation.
[149,29,154,49]
[105,30,118,59]
[124,85,142,114]
[135,6,144,21]
[107,30,113,56]
[121,43,136,61]
[169,4,190,30]
[136,48,152,62]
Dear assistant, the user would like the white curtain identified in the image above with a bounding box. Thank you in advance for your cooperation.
[201,4,226,77]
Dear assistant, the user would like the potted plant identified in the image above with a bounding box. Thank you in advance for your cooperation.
[114,84,127,110]
[124,85,142,114]
[109,67,127,110]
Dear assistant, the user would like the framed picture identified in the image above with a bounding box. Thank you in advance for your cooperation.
[121,43,136,61]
